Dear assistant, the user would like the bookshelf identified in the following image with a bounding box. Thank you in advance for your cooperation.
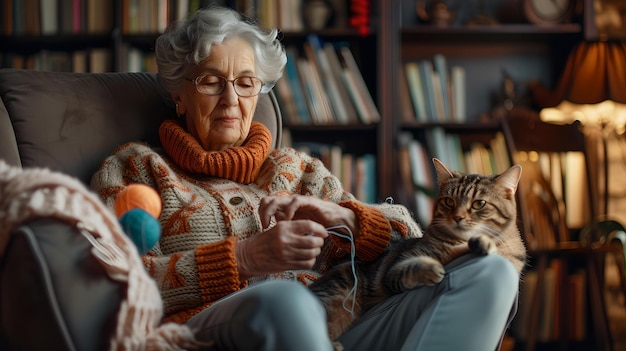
[378,1,618,349]
[382,0,583,215]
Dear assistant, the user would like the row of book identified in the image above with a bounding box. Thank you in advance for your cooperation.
[2,0,114,35]
[233,0,351,32]
[397,128,510,225]
[399,55,467,124]
[282,130,377,204]
[511,259,587,342]
[0,43,161,72]
[275,34,380,126]
[123,0,355,34]
[120,0,229,34]
[1,49,112,72]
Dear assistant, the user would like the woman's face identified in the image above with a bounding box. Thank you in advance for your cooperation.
[174,37,259,151]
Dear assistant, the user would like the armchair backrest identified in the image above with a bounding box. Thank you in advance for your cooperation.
[0,68,282,184]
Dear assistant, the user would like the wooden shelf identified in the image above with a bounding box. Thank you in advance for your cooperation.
[0,34,113,52]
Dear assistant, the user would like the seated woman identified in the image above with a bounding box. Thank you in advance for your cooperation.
[91,5,520,351]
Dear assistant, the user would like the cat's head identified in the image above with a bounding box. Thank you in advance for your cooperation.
[429,158,522,241]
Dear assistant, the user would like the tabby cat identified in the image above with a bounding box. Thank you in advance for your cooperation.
[309,158,527,342]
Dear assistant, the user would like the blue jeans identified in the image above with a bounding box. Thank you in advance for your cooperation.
[186,253,519,351]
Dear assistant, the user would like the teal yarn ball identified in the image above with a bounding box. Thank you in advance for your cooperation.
[118,208,161,254]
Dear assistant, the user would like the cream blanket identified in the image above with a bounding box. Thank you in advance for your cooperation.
[0,160,205,351]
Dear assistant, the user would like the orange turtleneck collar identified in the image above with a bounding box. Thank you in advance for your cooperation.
[159,120,272,184]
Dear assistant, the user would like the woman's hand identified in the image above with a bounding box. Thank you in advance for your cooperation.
[258,195,357,233]
[235,219,328,280]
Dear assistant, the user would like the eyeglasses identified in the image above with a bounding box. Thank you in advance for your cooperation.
[184,75,265,97]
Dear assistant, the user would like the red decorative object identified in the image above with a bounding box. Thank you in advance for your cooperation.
[350,0,370,36]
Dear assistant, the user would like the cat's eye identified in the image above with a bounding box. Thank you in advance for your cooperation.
[472,200,486,210]
[443,197,455,207]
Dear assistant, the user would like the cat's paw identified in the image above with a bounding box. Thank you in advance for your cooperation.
[332,341,344,351]
[401,256,445,289]
[469,235,497,255]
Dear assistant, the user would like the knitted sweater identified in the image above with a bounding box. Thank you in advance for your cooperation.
[91,120,422,324]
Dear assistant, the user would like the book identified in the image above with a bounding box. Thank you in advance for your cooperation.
[2,0,13,35]
[404,61,428,123]
[397,133,417,210]
[72,51,87,73]
[176,0,190,21]
[342,153,354,195]
[431,72,446,122]
[451,65,466,122]
[433,54,451,121]
[418,60,437,122]
[342,69,370,124]
[296,55,330,125]
[87,0,113,33]
[425,127,450,168]
[569,270,587,340]
[338,45,380,124]
[512,270,538,340]
[355,153,377,203]
[274,75,301,126]
[284,48,312,124]
[23,0,41,35]
[302,41,334,124]
[40,0,58,35]
[329,144,343,181]
[398,64,417,123]
[306,35,351,124]
[322,41,360,124]
[408,138,434,225]
[538,265,556,342]
[489,132,510,174]
[89,49,111,73]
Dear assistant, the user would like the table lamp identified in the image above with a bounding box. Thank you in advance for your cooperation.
[529,41,626,218]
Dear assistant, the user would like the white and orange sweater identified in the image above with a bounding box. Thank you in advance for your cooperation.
[91,120,422,324]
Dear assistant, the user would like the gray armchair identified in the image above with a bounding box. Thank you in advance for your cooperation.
[0,68,282,351]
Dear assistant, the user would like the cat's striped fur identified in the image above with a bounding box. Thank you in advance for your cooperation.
[310,158,527,342]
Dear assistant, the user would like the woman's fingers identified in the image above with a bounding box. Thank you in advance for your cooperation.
[246,220,328,273]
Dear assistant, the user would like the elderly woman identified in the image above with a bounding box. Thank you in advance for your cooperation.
[91,5,519,351]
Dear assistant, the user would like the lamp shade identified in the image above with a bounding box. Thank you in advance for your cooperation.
[529,41,626,108]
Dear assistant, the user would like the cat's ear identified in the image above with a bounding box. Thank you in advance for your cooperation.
[432,158,455,184]
[496,164,522,195]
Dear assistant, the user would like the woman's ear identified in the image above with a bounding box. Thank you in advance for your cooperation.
[172,94,184,117]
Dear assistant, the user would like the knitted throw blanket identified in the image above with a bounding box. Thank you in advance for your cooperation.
[0,160,207,351]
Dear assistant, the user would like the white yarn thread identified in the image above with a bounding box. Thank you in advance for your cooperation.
[325,225,358,319]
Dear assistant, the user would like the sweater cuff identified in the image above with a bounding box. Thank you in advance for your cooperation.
[195,236,243,303]
[335,200,391,262]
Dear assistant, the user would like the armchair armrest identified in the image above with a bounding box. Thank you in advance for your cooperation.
[0,218,123,351]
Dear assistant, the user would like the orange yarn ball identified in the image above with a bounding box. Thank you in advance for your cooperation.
[114,184,162,218]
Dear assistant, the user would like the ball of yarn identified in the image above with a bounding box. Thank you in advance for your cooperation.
[115,184,162,218]
[119,208,162,254]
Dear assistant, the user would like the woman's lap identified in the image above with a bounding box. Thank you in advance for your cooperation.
[337,253,520,351]
[186,254,519,351]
